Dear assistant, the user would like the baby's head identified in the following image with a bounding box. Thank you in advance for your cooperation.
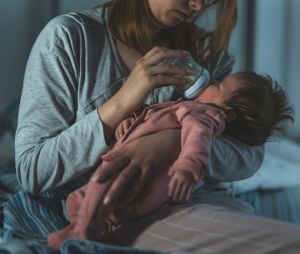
[198,71,294,146]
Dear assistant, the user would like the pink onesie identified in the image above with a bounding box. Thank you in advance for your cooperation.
[48,99,226,248]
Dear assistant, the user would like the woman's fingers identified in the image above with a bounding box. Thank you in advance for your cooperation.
[131,47,191,87]
[142,46,190,66]
[149,63,191,89]
[115,127,123,140]
[101,129,181,209]
[115,119,131,140]
[151,74,187,88]
[150,63,191,77]
[131,164,151,194]
[110,47,191,116]
[93,153,130,182]
[137,47,192,88]
[130,117,136,125]
[103,164,140,206]
[123,119,132,132]
[101,150,115,162]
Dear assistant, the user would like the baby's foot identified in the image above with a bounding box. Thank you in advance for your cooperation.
[47,223,76,250]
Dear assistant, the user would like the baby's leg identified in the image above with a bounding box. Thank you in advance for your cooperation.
[66,184,88,223]
[47,184,88,249]
[48,163,115,249]
[48,184,88,249]
[47,223,76,250]
[72,163,116,241]
[112,168,170,222]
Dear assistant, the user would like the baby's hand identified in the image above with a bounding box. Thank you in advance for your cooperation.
[115,116,136,140]
[168,171,196,201]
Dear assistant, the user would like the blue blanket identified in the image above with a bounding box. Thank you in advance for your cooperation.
[0,238,162,254]
[1,187,164,254]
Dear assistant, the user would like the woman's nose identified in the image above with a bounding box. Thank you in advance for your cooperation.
[188,0,205,12]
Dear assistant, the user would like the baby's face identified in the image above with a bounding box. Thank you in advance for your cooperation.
[197,75,242,107]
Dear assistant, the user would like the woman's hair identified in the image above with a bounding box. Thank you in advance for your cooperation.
[97,0,237,68]
[224,71,294,146]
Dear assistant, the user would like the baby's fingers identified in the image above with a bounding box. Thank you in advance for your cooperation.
[172,181,182,201]
[179,183,189,201]
[186,185,193,201]
[168,178,177,198]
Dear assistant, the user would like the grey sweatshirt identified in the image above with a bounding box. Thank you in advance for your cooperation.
[15,8,263,194]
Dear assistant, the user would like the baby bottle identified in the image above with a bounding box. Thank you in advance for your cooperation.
[161,56,210,99]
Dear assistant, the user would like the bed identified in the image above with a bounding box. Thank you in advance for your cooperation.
[224,138,300,224]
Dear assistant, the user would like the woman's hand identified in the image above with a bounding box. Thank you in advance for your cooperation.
[111,47,191,114]
[93,129,181,208]
[98,47,191,141]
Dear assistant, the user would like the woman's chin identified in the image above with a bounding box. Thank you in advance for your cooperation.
[160,18,182,29]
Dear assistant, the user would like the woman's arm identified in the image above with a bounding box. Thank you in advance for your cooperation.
[15,16,110,194]
[98,46,192,140]
[208,135,264,182]
[16,15,191,194]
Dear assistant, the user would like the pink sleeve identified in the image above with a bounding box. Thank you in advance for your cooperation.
[169,104,226,181]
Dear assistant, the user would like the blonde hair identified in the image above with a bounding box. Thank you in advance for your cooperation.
[96,0,237,67]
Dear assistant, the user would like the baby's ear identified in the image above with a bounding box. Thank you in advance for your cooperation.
[225,107,236,122]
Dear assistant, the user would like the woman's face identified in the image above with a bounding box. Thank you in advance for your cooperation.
[147,0,206,28]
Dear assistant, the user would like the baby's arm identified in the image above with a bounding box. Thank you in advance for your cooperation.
[168,170,196,201]
[169,104,226,192]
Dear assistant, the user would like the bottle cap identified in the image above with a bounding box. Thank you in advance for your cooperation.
[181,67,210,99]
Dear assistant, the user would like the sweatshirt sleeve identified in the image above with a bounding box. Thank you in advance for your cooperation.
[169,104,226,181]
[207,136,264,182]
[15,16,109,194]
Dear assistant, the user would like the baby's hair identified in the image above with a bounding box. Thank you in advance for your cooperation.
[223,71,294,146]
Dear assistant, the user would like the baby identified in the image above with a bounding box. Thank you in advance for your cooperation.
[48,71,294,248]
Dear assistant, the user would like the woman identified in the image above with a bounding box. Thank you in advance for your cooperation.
[10,0,264,252]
